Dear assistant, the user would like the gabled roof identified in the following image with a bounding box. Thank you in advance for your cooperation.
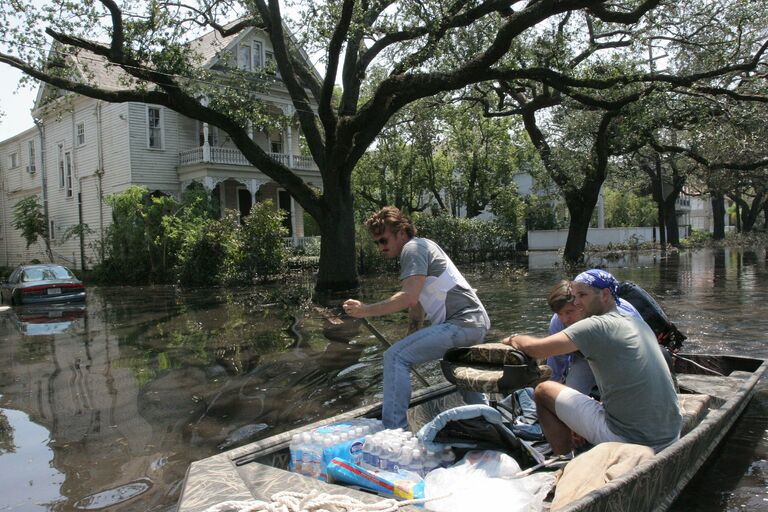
[32,19,318,113]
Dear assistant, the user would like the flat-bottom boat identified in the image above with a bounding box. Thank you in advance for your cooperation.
[177,353,766,512]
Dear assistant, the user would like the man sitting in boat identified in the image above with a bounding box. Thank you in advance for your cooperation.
[343,207,491,429]
[546,275,643,398]
[546,272,676,399]
[501,269,682,455]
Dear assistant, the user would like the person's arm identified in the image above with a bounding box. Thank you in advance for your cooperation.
[501,331,577,359]
[407,302,425,334]
[343,275,426,318]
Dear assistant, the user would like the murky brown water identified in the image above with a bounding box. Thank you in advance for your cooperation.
[0,248,766,511]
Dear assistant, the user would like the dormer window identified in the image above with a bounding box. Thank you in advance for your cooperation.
[238,39,264,71]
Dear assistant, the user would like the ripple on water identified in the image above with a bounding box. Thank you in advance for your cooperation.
[73,478,153,510]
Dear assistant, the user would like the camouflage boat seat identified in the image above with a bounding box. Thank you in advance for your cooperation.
[678,394,712,436]
[441,343,551,395]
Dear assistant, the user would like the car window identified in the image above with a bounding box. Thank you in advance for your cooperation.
[8,269,21,283]
[50,266,74,279]
[22,269,45,282]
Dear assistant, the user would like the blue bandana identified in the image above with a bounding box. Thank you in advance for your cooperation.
[574,269,620,305]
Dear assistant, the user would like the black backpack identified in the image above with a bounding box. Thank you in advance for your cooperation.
[617,281,686,353]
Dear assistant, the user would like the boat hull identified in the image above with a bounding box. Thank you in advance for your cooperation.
[178,354,767,512]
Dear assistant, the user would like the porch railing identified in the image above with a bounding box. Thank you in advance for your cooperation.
[179,146,317,170]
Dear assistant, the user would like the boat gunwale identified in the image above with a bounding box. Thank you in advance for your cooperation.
[558,354,768,512]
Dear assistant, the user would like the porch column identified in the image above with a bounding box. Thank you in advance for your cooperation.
[202,122,211,162]
[248,178,270,207]
[286,122,293,169]
[290,196,298,243]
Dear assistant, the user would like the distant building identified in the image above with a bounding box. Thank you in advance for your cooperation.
[0,25,321,269]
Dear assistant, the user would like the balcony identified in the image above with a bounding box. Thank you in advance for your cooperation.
[179,146,317,171]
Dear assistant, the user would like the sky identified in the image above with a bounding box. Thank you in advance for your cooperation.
[0,63,39,142]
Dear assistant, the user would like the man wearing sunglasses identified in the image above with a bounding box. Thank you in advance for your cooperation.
[343,206,490,429]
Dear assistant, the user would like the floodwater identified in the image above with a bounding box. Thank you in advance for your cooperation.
[0,248,766,511]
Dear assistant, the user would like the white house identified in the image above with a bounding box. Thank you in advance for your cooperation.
[0,25,322,270]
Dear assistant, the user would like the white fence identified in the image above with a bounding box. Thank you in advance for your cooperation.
[528,226,691,251]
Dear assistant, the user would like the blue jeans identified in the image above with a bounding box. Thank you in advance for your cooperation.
[382,322,487,429]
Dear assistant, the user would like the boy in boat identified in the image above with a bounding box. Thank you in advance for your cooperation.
[343,207,490,429]
[502,269,681,454]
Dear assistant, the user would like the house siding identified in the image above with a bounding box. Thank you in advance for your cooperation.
[127,102,181,194]
[1,25,323,270]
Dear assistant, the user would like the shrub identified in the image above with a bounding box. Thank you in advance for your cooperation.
[224,200,289,283]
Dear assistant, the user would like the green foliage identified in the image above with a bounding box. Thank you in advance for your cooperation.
[92,186,178,284]
[603,189,656,227]
[680,228,713,248]
[524,194,565,230]
[95,187,291,285]
[11,195,47,248]
[489,185,526,238]
[412,213,517,263]
[221,201,289,284]
[173,215,235,287]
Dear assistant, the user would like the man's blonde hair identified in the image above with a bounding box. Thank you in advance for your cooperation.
[365,206,417,237]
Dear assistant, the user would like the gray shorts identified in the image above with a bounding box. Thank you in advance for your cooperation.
[554,387,627,445]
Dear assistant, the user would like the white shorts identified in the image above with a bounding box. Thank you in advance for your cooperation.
[555,386,627,446]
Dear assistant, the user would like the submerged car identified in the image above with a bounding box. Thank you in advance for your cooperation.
[1,264,86,305]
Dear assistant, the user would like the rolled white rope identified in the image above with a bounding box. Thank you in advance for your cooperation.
[201,489,445,512]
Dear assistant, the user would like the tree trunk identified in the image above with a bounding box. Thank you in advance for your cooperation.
[562,190,599,264]
[314,201,360,304]
[664,204,680,246]
[662,188,681,247]
[711,194,726,240]
[653,155,667,246]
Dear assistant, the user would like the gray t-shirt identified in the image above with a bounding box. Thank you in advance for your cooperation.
[563,310,682,448]
[398,237,487,328]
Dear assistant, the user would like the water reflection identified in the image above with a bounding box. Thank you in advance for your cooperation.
[0,248,765,511]
[10,304,87,336]
[0,408,65,509]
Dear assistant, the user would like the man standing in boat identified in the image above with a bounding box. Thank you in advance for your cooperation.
[343,207,491,429]
[503,269,681,454]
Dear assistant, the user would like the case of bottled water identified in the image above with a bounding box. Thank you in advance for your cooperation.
[289,418,384,481]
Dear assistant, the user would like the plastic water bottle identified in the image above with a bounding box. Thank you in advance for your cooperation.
[408,448,424,476]
[305,433,322,478]
[395,444,413,472]
[424,449,439,475]
[290,434,303,474]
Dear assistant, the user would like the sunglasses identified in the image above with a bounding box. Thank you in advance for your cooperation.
[374,237,389,246]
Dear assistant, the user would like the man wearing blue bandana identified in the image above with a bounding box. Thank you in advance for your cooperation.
[502,269,681,455]
[546,271,644,397]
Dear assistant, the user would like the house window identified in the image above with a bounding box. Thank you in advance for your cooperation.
[238,39,264,71]
[58,146,65,188]
[65,152,73,197]
[9,152,18,168]
[77,122,85,146]
[27,141,36,173]
[252,40,263,69]
[147,107,163,149]
[238,44,252,71]
[270,130,284,153]
[265,50,277,75]
[50,220,56,240]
